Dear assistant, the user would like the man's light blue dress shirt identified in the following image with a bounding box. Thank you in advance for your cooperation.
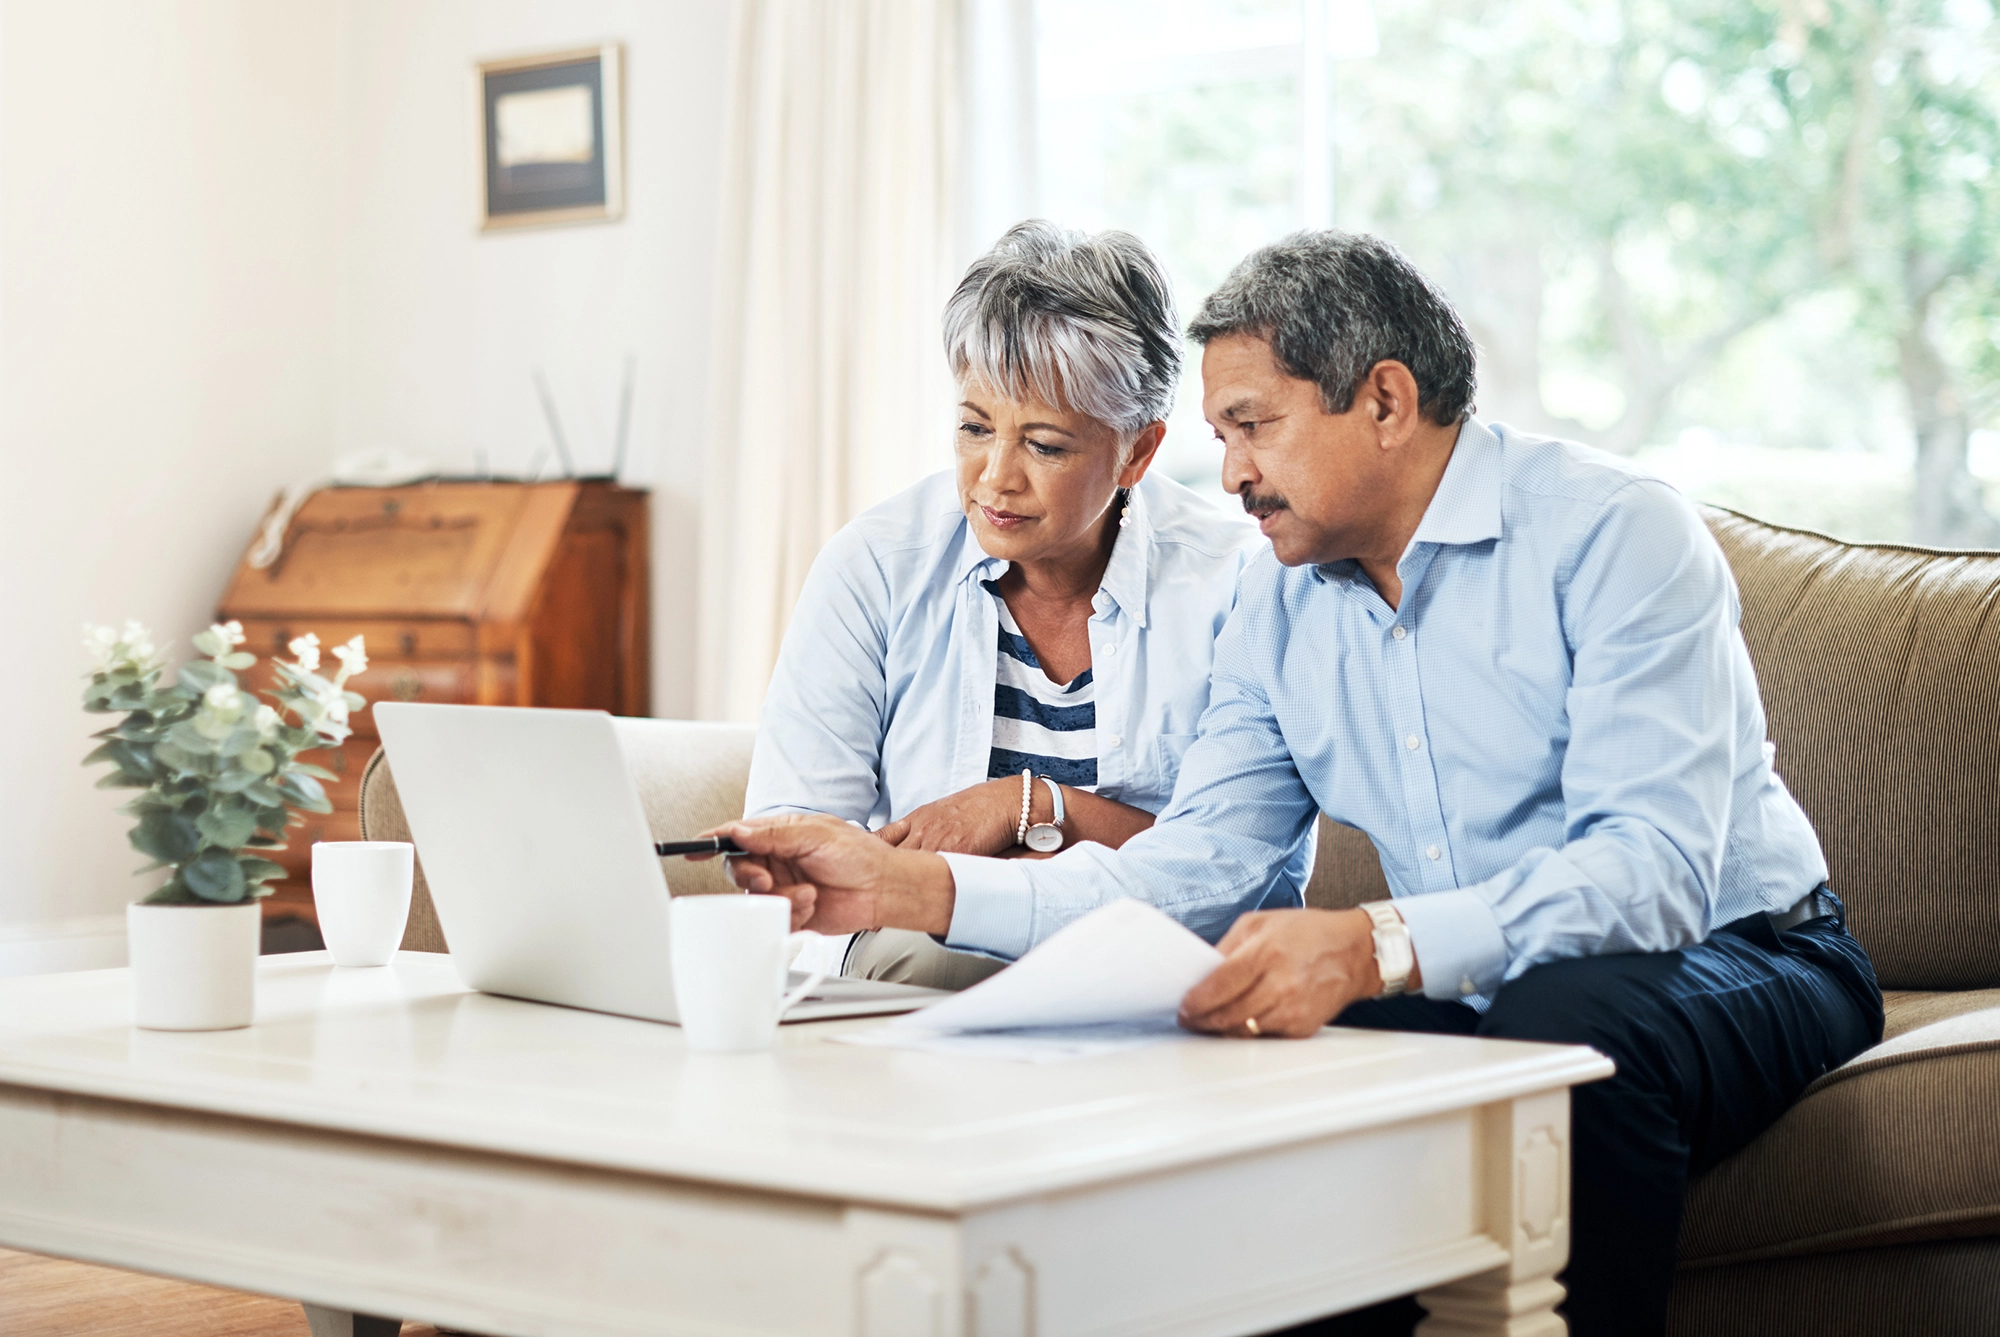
[943,420,1830,1004]
[745,469,1312,905]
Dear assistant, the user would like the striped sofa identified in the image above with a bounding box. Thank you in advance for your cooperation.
[362,506,2000,1332]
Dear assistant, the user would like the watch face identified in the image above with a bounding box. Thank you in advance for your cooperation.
[1024,824,1063,853]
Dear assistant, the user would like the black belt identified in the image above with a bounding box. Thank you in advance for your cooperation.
[1769,886,1837,932]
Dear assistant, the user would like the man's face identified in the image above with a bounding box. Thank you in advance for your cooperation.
[1201,333,1390,567]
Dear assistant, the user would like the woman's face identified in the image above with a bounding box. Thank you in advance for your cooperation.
[955,380,1161,567]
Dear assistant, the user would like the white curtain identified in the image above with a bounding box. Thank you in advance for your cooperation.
[697,0,963,722]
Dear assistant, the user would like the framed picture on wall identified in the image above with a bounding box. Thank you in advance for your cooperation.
[478,44,624,230]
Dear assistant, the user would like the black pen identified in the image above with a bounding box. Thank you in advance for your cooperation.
[653,836,743,857]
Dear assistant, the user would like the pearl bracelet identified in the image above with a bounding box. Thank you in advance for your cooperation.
[1017,768,1034,846]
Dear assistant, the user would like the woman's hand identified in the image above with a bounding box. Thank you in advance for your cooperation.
[876,777,1023,856]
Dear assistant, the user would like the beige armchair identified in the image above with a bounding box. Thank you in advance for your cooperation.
[360,507,2000,1332]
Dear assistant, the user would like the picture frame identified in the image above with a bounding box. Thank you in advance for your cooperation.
[478,44,624,231]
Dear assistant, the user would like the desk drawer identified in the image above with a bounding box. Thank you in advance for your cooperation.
[231,618,475,662]
[345,661,474,735]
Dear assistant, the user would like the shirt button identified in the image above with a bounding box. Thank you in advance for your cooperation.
[1391,625,1408,640]
[1405,734,1421,752]
[1107,734,1122,748]
[1426,845,1441,861]
[1459,977,1477,997]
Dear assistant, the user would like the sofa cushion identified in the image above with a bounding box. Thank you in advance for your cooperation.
[1677,998,2000,1266]
[1667,1238,2000,1337]
[1706,508,2000,990]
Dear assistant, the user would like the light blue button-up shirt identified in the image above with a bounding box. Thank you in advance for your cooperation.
[745,469,1311,905]
[943,419,1830,1004]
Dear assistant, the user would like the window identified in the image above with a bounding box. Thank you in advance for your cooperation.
[1033,0,2000,545]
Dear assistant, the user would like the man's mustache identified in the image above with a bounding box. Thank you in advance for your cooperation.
[1240,491,1288,516]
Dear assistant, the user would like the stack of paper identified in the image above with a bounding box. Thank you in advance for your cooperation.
[835,898,1225,1062]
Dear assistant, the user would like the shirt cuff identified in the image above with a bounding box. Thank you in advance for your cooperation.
[938,853,1033,960]
[1391,889,1509,1002]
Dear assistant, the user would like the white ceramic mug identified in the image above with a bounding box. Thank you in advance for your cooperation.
[669,894,826,1053]
[312,841,414,968]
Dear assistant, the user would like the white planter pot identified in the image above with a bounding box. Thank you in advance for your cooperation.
[126,901,261,1031]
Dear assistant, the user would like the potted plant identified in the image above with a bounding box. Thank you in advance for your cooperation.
[82,620,368,1030]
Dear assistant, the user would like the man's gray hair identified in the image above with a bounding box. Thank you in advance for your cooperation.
[1187,231,1477,426]
[943,221,1180,436]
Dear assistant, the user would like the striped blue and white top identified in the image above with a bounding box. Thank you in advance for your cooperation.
[984,583,1099,790]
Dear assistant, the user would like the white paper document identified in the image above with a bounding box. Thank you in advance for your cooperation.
[832,898,1224,1061]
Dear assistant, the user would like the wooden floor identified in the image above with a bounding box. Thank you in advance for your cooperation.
[0,1247,444,1336]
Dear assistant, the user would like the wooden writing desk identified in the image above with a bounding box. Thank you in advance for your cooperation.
[0,955,1609,1336]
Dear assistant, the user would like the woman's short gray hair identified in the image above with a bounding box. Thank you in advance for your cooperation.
[942,221,1180,437]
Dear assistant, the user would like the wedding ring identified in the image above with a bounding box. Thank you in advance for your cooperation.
[1245,1016,1261,1036]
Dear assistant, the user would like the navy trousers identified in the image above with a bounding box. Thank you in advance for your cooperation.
[1273,892,1883,1337]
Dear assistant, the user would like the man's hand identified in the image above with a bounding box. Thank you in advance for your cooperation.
[876,777,1021,856]
[1178,908,1389,1039]
[699,814,956,937]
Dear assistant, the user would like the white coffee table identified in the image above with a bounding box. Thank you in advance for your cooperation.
[0,952,1609,1337]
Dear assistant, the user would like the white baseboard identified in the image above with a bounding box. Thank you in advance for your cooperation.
[0,914,128,978]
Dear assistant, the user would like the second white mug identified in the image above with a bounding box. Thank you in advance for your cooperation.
[312,841,414,968]
[669,894,825,1052]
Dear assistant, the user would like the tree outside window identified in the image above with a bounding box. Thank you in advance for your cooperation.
[1033,0,2000,545]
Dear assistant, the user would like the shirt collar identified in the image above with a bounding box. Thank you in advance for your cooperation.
[952,481,1153,628]
[1312,417,1503,585]
[1406,417,1503,549]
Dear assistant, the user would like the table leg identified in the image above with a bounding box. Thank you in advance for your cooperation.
[301,1302,403,1337]
[1416,1089,1570,1337]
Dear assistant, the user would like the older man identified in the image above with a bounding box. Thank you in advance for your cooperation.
[715,232,1882,1336]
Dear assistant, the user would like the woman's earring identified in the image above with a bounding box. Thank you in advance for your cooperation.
[1118,490,1131,528]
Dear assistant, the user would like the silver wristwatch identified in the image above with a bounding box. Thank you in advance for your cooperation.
[1023,775,1067,852]
[1360,900,1414,997]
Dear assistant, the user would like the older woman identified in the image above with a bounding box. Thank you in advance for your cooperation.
[745,221,1307,987]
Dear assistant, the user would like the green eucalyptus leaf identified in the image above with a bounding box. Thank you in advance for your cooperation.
[166,719,221,755]
[194,802,258,850]
[211,766,259,793]
[239,747,277,776]
[243,779,286,807]
[238,855,289,885]
[129,810,200,863]
[192,628,224,657]
[94,772,152,790]
[289,762,339,782]
[176,660,231,694]
[181,850,247,903]
[152,739,199,773]
[142,877,200,906]
[221,651,256,670]
[278,771,327,807]
[218,721,264,758]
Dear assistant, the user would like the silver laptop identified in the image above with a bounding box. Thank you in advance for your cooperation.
[373,702,943,1024]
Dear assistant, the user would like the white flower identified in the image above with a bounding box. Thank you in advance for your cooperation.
[84,625,119,668]
[204,683,241,713]
[253,704,282,736]
[288,633,321,673]
[208,620,246,649]
[331,635,368,678]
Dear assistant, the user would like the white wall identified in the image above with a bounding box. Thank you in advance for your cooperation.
[334,0,730,719]
[0,1,344,970]
[0,0,732,973]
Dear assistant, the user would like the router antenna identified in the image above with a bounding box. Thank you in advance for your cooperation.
[611,354,635,482]
[532,368,577,478]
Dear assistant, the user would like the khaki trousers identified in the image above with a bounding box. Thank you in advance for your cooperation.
[843,928,1010,991]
